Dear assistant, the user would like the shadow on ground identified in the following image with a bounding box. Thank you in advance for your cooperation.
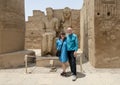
[77,72,86,78]
[65,71,86,78]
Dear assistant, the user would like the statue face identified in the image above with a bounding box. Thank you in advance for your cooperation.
[46,8,53,18]
[63,11,71,19]
[63,7,71,19]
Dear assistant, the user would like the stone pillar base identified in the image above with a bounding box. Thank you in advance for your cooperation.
[36,56,62,67]
[0,50,35,69]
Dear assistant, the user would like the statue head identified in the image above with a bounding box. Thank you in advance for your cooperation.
[63,7,71,20]
[46,7,53,18]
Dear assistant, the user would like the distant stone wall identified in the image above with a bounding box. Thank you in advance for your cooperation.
[25,10,45,49]
[0,0,25,54]
[25,8,80,49]
[81,0,120,68]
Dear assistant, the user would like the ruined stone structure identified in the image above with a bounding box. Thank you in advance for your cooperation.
[1,0,119,68]
[25,8,80,51]
[0,0,25,53]
[25,10,45,49]
[81,0,120,67]
[0,0,34,68]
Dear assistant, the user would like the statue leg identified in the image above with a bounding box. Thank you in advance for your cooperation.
[41,34,47,56]
[48,33,54,54]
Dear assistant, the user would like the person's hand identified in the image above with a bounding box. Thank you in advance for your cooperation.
[74,51,77,57]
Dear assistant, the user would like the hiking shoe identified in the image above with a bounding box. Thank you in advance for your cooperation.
[72,75,77,81]
[60,72,67,76]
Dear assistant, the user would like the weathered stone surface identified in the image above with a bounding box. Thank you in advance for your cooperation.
[80,0,91,59]
[0,0,25,54]
[36,54,81,67]
[0,0,35,68]
[41,7,59,56]
[94,0,120,67]
[0,50,35,68]
[81,0,120,68]
[36,57,61,67]
[25,10,45,49]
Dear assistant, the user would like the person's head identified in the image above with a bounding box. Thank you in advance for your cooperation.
[59,32,66,40]
[46,7,53,18]
[67,27,73,34]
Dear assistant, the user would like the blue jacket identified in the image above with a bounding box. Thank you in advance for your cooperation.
[66,33,78,51]
[56,38,68,63]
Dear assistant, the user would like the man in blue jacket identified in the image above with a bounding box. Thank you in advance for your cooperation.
[66,27,78,81]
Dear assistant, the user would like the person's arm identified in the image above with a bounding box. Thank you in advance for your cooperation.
[41,18,46,32]
[74,35,79,57]
[55,19,59,32]
[75,35,78,51]
[56,39,59,50]
[56,39,62,51]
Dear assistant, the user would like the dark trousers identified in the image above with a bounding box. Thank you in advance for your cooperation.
[67,51,77,75]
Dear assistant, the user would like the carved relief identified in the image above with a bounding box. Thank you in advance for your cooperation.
[102,0,116,4]
[103,1,116,19]
[95,0,118,41]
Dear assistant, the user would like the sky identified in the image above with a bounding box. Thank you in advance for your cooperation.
[25,0,83,21]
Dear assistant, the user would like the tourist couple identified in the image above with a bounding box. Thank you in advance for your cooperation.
[56,27,78,81]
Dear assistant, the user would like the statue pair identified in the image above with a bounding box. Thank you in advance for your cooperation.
[41,7,72,56]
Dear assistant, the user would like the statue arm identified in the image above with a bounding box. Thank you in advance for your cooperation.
[42,19,46,32]
[55,19,59,32]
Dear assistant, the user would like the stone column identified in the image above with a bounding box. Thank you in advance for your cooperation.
[0,0,25,54]
[0,0,34,68]
[81,0,120,68]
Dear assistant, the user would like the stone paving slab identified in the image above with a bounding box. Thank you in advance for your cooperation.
[0,62,120,85]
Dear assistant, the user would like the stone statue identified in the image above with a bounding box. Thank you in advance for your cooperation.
[41,7,59,56]
[62,7,72,32]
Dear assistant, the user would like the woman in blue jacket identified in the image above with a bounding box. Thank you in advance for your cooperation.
[56,32,68,76]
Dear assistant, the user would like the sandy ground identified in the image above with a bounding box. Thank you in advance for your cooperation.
[0,61,120,85]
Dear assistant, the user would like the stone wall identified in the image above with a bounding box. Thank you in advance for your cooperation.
[0,0,25,54]
[25,10,45,49]
[81,0,120,68]
[94,0,120,67]
[25,8,80,49]
[80,0,95,60]
[80,1,88,58]
[0,0,35,68]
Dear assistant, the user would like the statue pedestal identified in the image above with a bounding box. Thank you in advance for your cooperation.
[36,56,62,67]
[0,50,35,69]
[36,53,83,67]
